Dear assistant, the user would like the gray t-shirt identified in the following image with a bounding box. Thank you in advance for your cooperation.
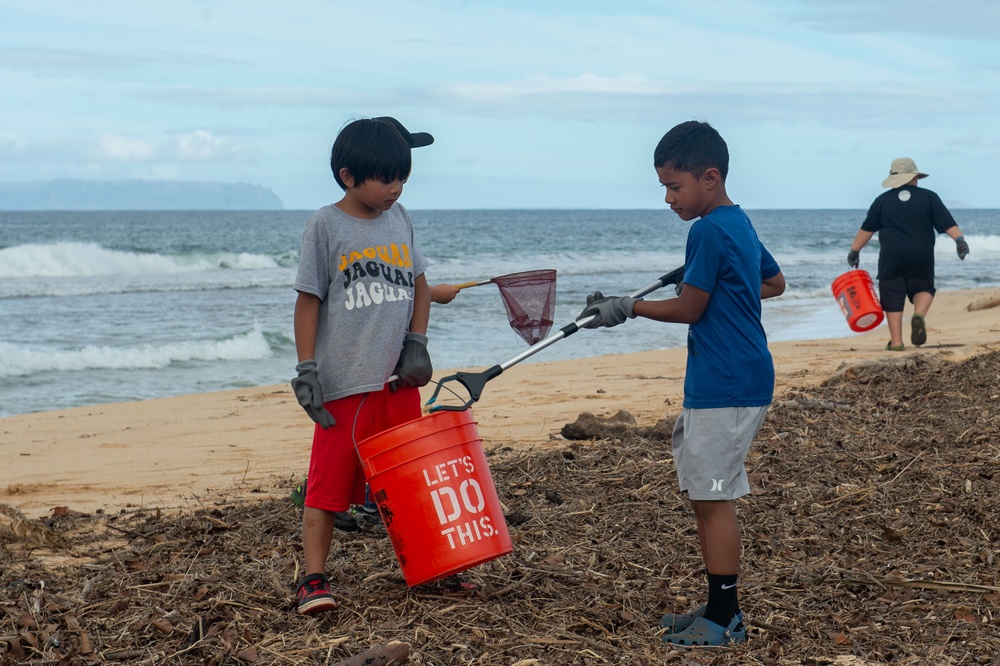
[294,202,428,401]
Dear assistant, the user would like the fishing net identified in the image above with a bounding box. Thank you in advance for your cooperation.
[493,269,557,345]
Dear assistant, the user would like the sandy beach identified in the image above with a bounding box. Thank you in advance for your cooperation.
[3,287,998,520]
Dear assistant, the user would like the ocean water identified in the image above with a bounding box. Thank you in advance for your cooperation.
[1,208,998,418]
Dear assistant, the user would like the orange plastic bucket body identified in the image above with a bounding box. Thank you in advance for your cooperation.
[361,420,481,477]
[831,269,884,332]
[357,409,513,587]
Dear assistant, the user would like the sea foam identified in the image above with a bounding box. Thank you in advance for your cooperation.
[0,241,281,278]
[0,322,274,377]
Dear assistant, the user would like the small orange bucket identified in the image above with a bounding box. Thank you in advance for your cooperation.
[831,269,884,332]
[357,408,513,587]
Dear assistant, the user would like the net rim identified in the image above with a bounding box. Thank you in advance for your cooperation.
[492,269,556,287]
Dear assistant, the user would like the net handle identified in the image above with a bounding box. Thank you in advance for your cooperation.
[453,279,492,290]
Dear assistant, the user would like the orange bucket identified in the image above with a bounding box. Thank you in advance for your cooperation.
[831,269,884,332]
[357,409,513,587]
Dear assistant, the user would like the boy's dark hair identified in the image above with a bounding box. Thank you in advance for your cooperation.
[330,118,412,190]
[653,120,729,181]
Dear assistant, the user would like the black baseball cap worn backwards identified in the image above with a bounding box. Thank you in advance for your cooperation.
[376,116,434,148]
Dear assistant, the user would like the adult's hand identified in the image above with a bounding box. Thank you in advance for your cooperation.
[579,291,637,329]
[847,249,860,269]
[956,236,969,260]
[390,333,432,391]
[291,360,335,428]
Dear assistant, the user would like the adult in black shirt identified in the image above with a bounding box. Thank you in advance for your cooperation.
[847,157,968,350]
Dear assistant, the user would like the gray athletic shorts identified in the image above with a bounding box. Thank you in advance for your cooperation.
[671,405,769,500]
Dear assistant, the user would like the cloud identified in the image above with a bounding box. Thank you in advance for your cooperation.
[0,135,28,155]
[2,131,255,167]
[133,71,995,131]
[171,130,255,163]
[0,47,248,79]
[418,76,994,129]
[135,85,377,108]
[96,134,156,161]
[0,47,143,76]
[94,130,257,164]
[785,0,1000,40]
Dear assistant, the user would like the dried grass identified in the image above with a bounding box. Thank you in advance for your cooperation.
[3,351,1000,665]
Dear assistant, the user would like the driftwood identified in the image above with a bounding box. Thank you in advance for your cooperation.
[0,503,64,548]
[820,571,1000,594]
[966,292,1000,311]
[776,398,854,412]
[820,352,943,387]
[329,641,410,666]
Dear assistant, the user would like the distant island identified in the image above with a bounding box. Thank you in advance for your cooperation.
[0,178,283,210]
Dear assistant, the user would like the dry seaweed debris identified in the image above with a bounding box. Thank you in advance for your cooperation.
[3,351,1000,665]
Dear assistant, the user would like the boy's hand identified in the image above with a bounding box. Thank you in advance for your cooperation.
[291,360,335,428]
[847,249,860,268]
[431,283,460,304]
[390,333,433,391]
[956,236,969,260]
[579,291,637,328]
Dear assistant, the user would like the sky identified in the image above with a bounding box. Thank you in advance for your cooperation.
[2,0,999,210]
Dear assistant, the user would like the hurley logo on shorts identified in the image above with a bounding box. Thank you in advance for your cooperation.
[710,479,725,492]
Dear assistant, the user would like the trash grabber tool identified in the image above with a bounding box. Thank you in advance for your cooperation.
[426,264,684,412]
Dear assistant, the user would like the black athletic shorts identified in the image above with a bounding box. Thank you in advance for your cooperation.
[878,276,935,312]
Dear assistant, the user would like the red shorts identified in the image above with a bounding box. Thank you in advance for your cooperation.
[304,385,421,512]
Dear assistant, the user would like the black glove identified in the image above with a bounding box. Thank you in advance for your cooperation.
[291,360,335,428]
[579,291,637,329]
[956,236,969,260]
[847,249,860,269]
[390,332,432,392]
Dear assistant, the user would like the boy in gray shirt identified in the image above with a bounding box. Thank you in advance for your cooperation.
[291,117,434,614]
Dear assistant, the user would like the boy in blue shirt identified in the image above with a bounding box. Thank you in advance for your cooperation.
[580,120,785,646]
[291,116,435,614]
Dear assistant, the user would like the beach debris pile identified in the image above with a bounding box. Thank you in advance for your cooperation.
[559,409,675,441]
[2,351,999,664]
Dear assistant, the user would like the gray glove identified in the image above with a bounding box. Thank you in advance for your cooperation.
[390,332,432,392]
[579,291,637,329]
[291,360,335,428]
[956,236,969,260]
[847,249,860,268]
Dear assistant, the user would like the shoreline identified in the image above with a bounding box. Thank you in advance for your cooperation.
[2,286,998,519]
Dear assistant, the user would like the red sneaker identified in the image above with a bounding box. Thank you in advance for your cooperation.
[296,573,337,614]
[438,574,480,593]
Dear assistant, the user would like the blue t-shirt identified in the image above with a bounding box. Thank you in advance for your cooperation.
[681,205,780,408]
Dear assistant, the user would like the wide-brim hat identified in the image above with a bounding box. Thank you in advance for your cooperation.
[376,116,434,148]
[882,157,928,188]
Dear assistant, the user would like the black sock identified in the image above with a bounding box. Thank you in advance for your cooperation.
[704,573,739,627]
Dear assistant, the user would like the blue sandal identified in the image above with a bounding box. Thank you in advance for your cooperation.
[662,613,746,647]
[659,604,706,633]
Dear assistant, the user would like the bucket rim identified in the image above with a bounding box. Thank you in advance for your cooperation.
[357,408,477,451]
